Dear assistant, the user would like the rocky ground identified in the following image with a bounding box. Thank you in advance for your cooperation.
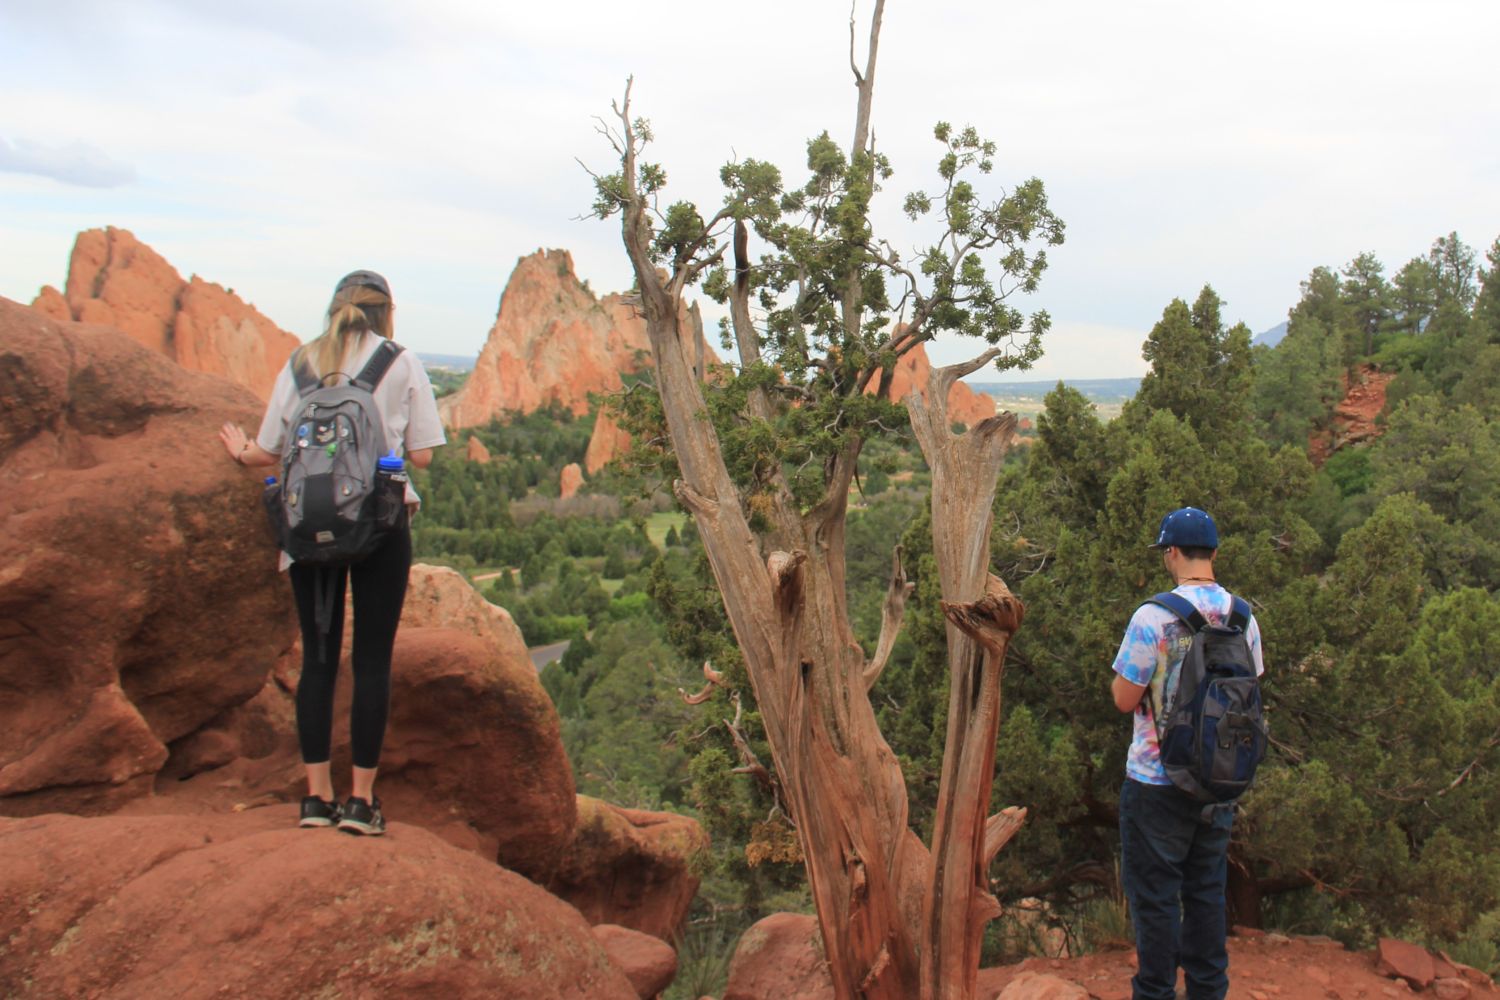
[721,912,1498,1000]
[981,932,1496,1000]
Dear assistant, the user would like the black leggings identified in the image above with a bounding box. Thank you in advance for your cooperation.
[289,518,411,770]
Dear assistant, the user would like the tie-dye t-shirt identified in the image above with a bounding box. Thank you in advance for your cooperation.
[1110,583,1264,785]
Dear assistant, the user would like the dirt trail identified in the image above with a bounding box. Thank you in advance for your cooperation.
[979,932,1497,1000]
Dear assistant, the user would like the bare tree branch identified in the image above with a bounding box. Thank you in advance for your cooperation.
[864,545,914,690]
[724,692,793,824]
[1437,725,1500,798]
[981,806,1028,869]
[947,348,1003,383]
[679,660,729,705]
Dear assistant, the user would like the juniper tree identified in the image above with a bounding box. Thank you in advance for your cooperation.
[585,4,1063,996]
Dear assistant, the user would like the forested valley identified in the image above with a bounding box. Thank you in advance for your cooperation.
[410,230,1500,991]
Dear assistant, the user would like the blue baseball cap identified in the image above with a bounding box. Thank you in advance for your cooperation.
[1149,507,1219,550]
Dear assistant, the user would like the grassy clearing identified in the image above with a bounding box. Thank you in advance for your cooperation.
[645,511,687,549]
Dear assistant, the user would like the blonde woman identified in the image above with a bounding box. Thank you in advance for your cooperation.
[219,270,445,834]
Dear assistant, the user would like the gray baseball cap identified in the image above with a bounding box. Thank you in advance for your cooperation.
[334,270,391,297]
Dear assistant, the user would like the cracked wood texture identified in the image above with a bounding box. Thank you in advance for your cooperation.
[618,137,922,997]
[908,358,1025,1000]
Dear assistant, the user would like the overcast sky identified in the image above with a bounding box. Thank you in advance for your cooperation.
[2,1,1497,380]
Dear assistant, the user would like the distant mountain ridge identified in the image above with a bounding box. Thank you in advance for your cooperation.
[969,377,1140,404]
[419,352,477,371]
[1253,320,1288,348]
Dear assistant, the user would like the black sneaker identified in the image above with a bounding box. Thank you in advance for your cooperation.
[337,796,385,836]
[298,796,342,828]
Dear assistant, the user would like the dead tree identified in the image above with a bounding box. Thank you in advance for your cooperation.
[590,5,1061,995]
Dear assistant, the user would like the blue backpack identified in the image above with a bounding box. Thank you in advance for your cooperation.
[1144,592,1267,803]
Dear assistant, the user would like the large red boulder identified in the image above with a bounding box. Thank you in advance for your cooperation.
[593,923,679,999]
[0,810,636,999]
[0,298,297,817]
[1376,937,1438,990]
[154,623,577,877]
[548,795,709,941]
[399,563,531,660]
[994,971,1090,999]
[722,912,832,1000]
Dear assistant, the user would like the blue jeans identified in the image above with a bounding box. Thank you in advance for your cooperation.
[1119,779,1234,1000]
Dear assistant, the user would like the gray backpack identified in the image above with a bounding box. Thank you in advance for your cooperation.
[269,339,406,566]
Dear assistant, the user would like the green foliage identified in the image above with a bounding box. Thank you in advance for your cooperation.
[591,88,1065,529]
[486,104,1500,961]
[663,924,740,1000]
[426,367,469,399]
[1251,269,1349,448]
[1128,287,1253,439]
[406,233,1500,957]
[944,252,1500,949]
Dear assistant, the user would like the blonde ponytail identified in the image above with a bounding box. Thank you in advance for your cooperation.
[301,279,394,384]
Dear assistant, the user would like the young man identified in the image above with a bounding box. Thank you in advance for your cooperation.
[1110,506,1264,1000]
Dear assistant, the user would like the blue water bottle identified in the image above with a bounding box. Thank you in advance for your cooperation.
[377,451,407,481]
[375,451,406,525]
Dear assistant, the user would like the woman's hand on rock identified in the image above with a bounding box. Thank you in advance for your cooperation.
[219,422,248,462]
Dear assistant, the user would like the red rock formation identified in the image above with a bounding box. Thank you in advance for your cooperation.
[867,341,998,427]
[467,434,493,463]
[1309,363,1395,466]
[439,249,640,424]
[586,407,633,474]
[162,640,575,878]
[592,924,679,1000]
[560,461,584,499]
[30,284,69,321]
[399,563,529,656]
[723,913,832,1000]
[156,566,573,871]
[548,795,709,942]
[0,810,636,999]
[1376,937,1437,991]
[439,249,714,427]
[0,297,298,817]
[35,226,299,399]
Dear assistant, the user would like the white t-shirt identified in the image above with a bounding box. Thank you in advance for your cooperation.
[256,331,446,542]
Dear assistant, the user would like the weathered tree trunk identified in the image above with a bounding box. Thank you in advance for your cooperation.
[607,1,1028,987]
[617,103,923,996]
[907,356,1027,999]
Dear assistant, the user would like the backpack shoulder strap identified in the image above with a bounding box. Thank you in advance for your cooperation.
[351,340,404,393]
[1228,595,1252,631]
[290,347,321,397]
[1144,591,1208,633]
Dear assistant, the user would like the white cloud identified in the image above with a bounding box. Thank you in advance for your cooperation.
[0,136,135,188]
[931,321,1150,383]
[1,0,1497,368]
